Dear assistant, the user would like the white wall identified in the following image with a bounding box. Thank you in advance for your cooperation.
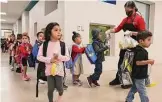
[148,1,162,64]
[29,1,65,44]
[13,20,22,35]
[27,0,162,74]
[1,23,13,30]
[22,11,29,33]
[64,1,162,74]
[1,30,12,38]
[64,1,128,73]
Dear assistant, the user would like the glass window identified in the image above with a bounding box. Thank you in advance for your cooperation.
[135,1,150,29]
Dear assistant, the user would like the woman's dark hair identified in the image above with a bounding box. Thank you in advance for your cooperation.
[44,22,59,41]
[17,34,22,40]
[37,32,43,37]
[72,31,80,42]
[137,30,152,42]
[124,1,138,12]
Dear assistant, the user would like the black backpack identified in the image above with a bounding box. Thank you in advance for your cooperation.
[36,41,65,97]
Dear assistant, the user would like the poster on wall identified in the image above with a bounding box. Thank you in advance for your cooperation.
[89,23,111,56]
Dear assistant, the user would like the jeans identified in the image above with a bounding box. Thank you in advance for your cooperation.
[90,62,102,81]
[126,79,149,102]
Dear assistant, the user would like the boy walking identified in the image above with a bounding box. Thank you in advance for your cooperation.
[87,29,108,87]
[126,31,154,102]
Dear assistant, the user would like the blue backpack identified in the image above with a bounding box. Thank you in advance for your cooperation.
[85,42,97,64]
[64,45,79,69]
[28,53,35,67]
[32,42,39,62]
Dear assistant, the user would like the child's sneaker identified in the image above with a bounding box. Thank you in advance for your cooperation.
[87,77,92,87]
[16,67,21,73]
[22,76,29,81]
[39,79,45,84]
[25,75,31,80]
[73,81,78,85]
[10,67,14,71]
[63,84,68,90]
[92,81,100,86]
[77,80,83,86]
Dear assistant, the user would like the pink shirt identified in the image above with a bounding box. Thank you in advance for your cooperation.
[37,41,70,76]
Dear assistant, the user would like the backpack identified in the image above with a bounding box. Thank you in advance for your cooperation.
[64,45,80,69]
[32,42,39,62]
[119,49,135,88]
[85,42,98,64]
[36,41,66,97]
[27,53,35,67]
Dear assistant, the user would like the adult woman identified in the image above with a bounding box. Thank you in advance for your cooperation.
[106,1,146,88]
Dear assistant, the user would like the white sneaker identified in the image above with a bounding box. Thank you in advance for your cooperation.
[11,67,14,71]
[39,79,45,84]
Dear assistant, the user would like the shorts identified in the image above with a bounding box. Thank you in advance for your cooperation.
[22,57,27,66]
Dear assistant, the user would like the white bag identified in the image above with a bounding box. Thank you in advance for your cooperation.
[119,35,138,49]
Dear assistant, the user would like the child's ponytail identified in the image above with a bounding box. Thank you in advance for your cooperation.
[72,31,80,42]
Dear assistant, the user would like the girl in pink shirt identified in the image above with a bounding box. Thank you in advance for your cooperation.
[37,22,70,102]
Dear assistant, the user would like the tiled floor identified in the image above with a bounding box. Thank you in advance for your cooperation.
[1,53,162,102]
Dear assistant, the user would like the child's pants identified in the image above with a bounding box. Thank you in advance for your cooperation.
[9,56,12,65]
[90,62,102,81]
[11,56,15,68]
[47,75,64,102]
[126,79,149,102]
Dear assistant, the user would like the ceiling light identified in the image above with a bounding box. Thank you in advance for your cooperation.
[0,19,6,21]
[0,12,7,15]
[0,0,8,3]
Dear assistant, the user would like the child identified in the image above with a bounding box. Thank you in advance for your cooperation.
[37,22,70,102]
[32,32,45,84]
[125,31,153,102]
[87,29,109,87]
[59,34,68,89]
[18,34,32,81]
[71,31,85,86]
[9,34,15,66]
[14,34,22,73]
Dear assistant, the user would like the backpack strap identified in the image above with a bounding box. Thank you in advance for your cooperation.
[43,41,48,57]
[60,41,65,56]
[60,41,66,80]
[36,41,48,98]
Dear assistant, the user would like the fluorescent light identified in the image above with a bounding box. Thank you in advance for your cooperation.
[0,19,6,21]
[0,12,7,15]
[0,0,8,3]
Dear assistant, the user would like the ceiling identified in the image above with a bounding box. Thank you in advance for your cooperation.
[0,1,30,24]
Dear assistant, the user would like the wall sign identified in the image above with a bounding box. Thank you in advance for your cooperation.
[77,26,84,31]
[102,0,116,5]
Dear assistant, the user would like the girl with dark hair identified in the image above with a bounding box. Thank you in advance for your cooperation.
[71,31,85,86]
[37,22,70,102]
[106,1,146,88]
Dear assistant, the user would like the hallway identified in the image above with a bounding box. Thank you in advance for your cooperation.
[1,53,162,102]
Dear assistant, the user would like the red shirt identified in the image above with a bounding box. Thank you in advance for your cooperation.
[18,43,32,58]
[115,13,146,33]
[71,45,85,61]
